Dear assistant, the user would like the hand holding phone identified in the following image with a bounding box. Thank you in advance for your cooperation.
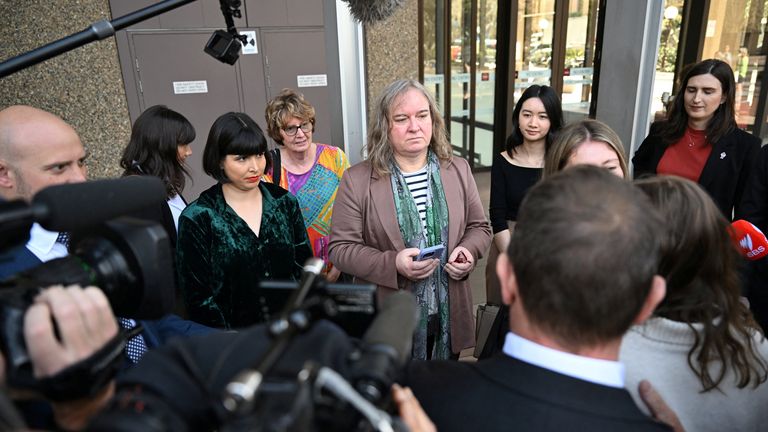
[414,244,445,261]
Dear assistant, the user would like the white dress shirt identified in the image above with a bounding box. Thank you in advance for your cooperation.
[502,331,625,388]
[167,194,186,231]
[26,223,69,263]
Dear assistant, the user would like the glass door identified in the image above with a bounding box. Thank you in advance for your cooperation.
[560,0,600,122]
[703,0,762,132]
[421,0,499,169]
[513,0,556,102]
[512,0,600,121]
[650,0,684,124]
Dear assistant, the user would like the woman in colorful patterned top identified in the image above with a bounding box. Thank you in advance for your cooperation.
[264,89,350,281]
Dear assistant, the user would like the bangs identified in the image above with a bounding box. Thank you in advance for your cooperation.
[225,128,267,156]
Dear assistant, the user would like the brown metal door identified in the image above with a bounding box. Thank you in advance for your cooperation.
[126,30,268,201]
[260,28,333,148]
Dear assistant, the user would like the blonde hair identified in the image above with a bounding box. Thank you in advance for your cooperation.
[264,88,316,145]
[366,79,452,175]
[543,119,628,179]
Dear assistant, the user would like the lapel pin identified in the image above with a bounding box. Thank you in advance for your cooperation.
[720,152,726,159]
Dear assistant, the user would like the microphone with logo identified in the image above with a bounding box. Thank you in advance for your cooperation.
[729,219,768,261]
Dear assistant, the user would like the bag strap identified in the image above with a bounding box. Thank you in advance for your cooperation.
[270,148,282,186]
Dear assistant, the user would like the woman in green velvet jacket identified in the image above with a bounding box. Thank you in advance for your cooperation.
[176,112,312,330]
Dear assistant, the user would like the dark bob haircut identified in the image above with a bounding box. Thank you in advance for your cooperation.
[202,112,271,183]
[119,105,195,198]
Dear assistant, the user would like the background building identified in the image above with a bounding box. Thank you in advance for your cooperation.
[1,0,766,201]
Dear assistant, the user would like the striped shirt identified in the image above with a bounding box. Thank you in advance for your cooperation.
[403,166,429,233]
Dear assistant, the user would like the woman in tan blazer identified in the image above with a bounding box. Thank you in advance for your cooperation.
[329,79,491,360]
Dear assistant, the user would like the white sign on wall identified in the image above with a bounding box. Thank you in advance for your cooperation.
[173,80,208,94]
[297,74,328,88]
[240,31,258,55]
[706,20,716,38]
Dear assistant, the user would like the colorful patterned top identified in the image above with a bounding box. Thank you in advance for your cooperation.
[265,143,350,271]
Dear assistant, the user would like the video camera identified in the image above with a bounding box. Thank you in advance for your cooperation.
[88,271,418,432]
[0,176,174,391]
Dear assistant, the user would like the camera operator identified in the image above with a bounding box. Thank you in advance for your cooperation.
[1,284,121,430]
[0,105,213,349]
[0,105,215,426]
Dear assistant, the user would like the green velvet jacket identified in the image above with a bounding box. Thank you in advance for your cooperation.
[176,182,312,329]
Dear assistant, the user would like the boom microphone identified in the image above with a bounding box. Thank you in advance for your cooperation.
[341,0,405,24]
[350,290,418,405]
[0,176,166,240]
[730,219,768,261]
[33,176,166,231]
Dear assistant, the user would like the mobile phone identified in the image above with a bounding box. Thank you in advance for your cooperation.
[415,244,445,261]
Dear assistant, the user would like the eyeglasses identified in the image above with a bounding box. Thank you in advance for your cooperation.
[282,122,313,136]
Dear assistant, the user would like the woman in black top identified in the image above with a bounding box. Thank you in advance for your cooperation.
[486,85,563,304]
[478,86,563,359]
[633,59,759,220]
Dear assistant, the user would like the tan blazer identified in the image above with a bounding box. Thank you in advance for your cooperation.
[329,156,491,353]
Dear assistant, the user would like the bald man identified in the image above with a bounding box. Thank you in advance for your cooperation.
[0,106,88,277]
[0,106,117,430]
[0,105,87,202]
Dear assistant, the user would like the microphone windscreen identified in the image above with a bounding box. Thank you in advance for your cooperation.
[342,0,404,24]
[303,257,325,276]
[730,219,768,260]
[361,290,418,365]
[32,176,166,232]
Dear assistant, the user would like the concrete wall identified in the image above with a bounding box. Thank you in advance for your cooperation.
[363,0,419,123]
[1,0,421,177]
[0,0,130,179]
[594,0,663,163]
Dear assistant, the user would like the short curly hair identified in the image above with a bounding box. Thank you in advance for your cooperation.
[264,89,316,145]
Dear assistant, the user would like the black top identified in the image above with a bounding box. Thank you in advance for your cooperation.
[740,144,768,231]
[489,152,541,234]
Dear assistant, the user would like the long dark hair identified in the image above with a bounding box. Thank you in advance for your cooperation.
[505,85,563,157]
[635,176,768,392]
[120,105,195,198]
[661,59,737,145]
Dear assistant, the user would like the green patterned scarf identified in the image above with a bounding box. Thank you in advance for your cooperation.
[390,151,451,359]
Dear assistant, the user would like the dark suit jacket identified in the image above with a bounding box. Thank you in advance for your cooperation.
[740,144,768,231]
[736,144,768,330]
[0,244,39,281]
[401,355,671,432]
[633,122,760,219]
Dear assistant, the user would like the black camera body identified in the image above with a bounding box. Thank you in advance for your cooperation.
[0,218,174,390]
[204,30,243,65]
